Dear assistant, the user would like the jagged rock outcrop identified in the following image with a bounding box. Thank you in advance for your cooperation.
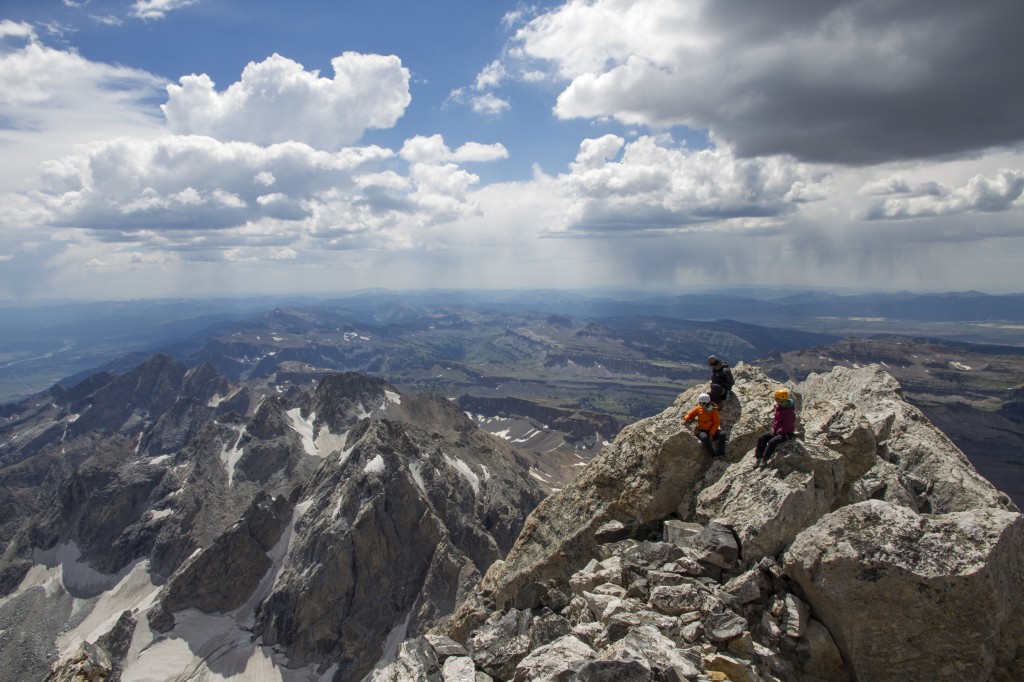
[0,355,243,590]
[427,363,1021,682]
[43,641,112,682]
[695,440,844,563]
[152,491,292,627]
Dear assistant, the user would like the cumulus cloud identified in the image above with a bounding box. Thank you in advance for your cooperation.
[38,135,392,232]
[162,52,411,149]
[31,131,509,262]
[550,135,831,234]
[861,169,1024,219]
[452,54,515,117]
[505,0,1024,165]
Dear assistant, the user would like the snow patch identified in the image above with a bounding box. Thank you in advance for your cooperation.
[33,543,135,599]
[294,499,314,519]
[409,461,427,496]
[336,444,356,466]
[949,361,972,371]
[121,608,328,682]
[57,560,160,658]
[269,501,310,596]
[207,387,241,408]
[220,425,247,487]
[148,508,174,520]
[317,428,349,459]
[287,408,319,458]
[513,428,540,443]
[479,464,490,481]
[493,428,512,440]
[384,390,401,405]
[364,454,385,474]
[529,470,551,483]
[379,607,413,666]
[445,455,480,495]
[147,455,172,466]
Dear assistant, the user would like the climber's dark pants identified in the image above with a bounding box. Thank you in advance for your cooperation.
[756,432,792,461]
[697,429,726,458]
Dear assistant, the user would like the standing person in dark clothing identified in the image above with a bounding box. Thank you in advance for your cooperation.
[755,388,796,467]
[707,355,735,404]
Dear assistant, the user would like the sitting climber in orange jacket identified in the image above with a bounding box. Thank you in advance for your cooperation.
[683,392,725,458]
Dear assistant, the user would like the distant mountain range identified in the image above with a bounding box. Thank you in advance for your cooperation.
[3,290,1023,506]
[3,289,1024,403]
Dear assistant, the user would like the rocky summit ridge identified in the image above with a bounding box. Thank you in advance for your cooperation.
[372,363,1022,682]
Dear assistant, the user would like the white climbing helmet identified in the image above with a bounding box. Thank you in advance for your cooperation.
[698,393,711,405]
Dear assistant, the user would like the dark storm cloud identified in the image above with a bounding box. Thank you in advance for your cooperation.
[521,0,1024,165]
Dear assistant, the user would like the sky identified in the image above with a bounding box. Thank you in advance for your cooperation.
[1,0,1023,300]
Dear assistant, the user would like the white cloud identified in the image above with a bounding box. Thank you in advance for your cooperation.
[162,52,411,149]
[399,135,508,164]
[470,93,510,116]
[26,130,509,269]
[38,135,394,232]
[92,15,124,27]
[133,0,200,21]
[474,60,506,90]
[551,135,831,234]
[4,7,1024,299]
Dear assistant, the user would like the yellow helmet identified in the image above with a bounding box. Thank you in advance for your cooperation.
[773,388,790,401]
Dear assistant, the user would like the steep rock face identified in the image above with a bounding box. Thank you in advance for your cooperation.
[253,392,542,680]
[440,363,1021,681]
[0,355,238,589]
[137,362,230,455]
[156,491,292,619]
[786,500,1024,681]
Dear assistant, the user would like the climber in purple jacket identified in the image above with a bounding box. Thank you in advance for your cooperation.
[755,388,796,467]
